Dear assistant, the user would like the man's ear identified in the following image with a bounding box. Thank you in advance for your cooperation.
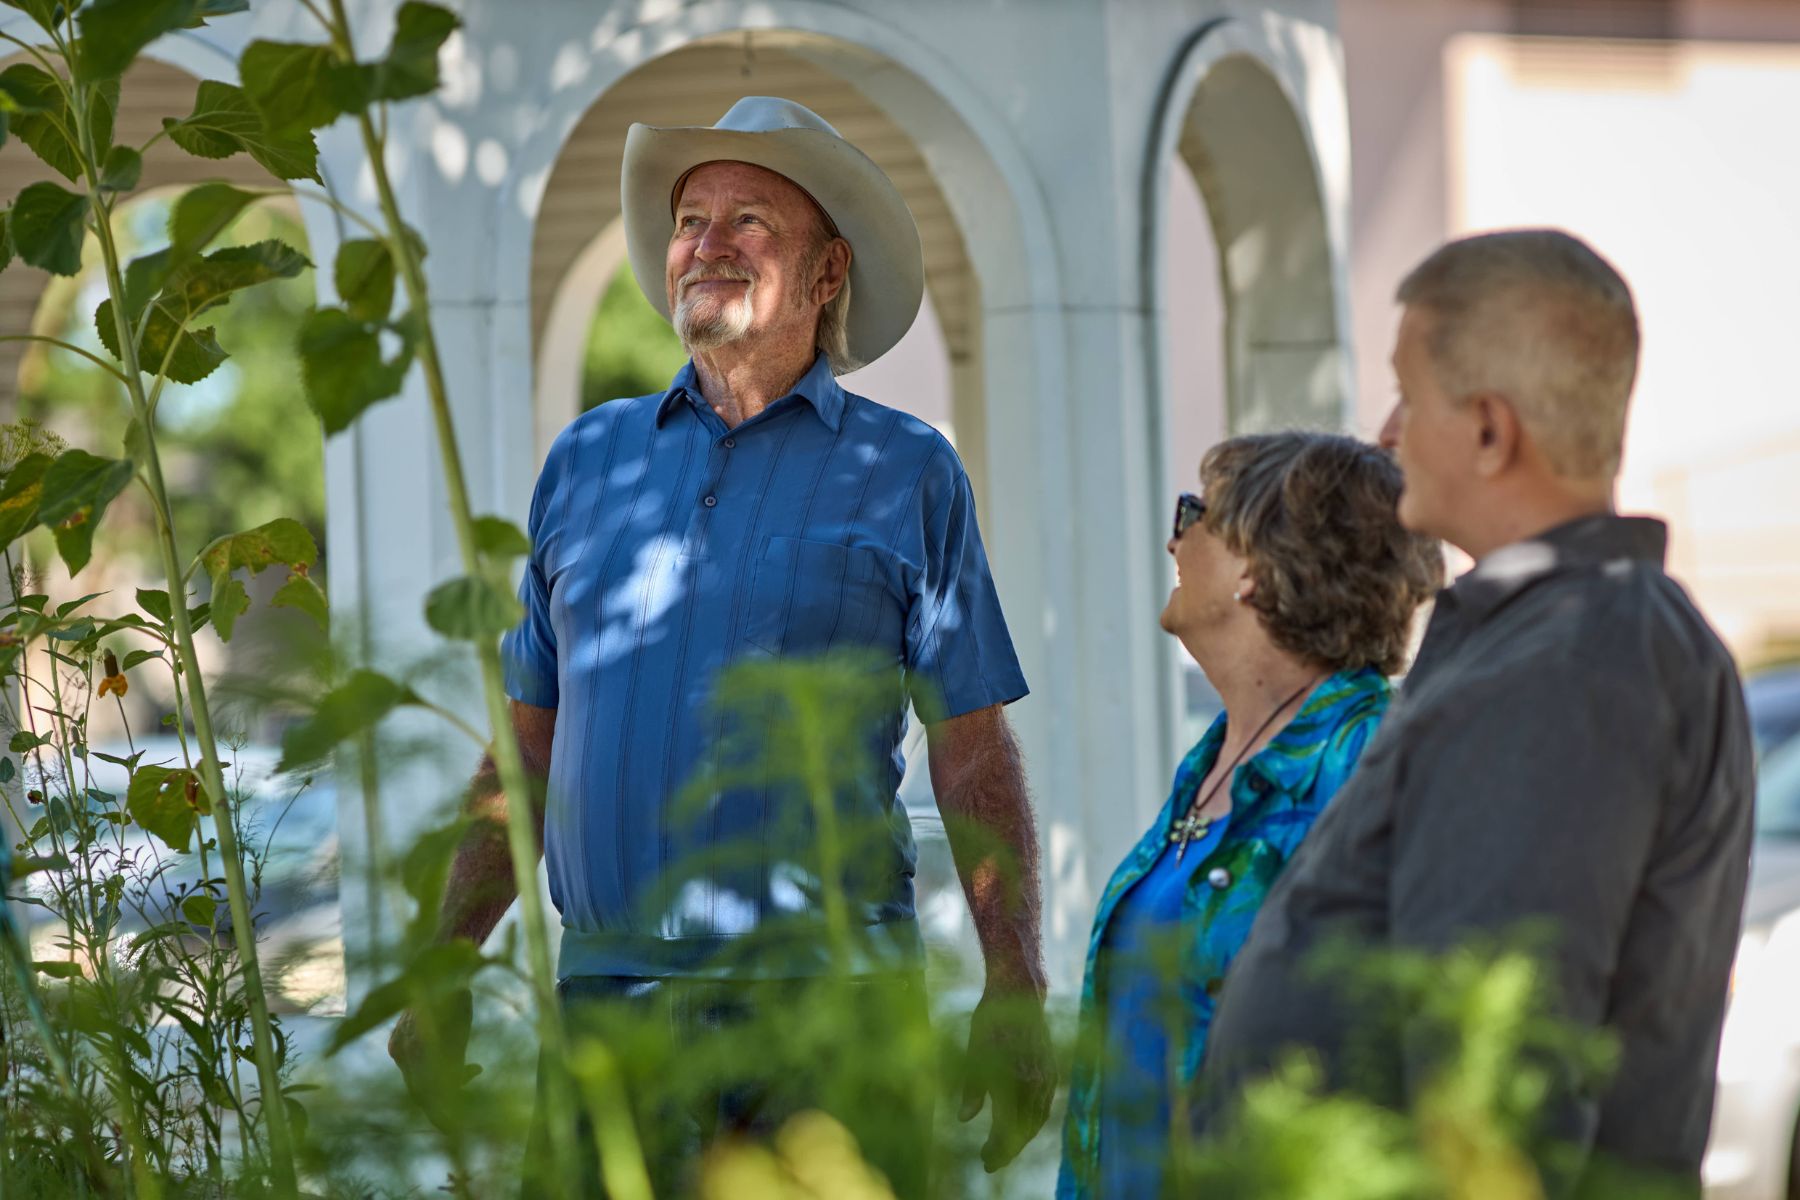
[814,237,851,305]
[1470,391,1524,479]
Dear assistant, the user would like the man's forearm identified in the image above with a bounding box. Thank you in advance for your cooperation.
[931,712,1046,995]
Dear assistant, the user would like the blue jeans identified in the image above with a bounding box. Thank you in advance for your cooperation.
[523,971,935,1198]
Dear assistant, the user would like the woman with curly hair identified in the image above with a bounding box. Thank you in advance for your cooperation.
[1057,431,1443,1199]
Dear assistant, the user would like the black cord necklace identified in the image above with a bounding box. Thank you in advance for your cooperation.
[1169,676,1322,862]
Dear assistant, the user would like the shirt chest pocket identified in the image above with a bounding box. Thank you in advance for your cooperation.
[743,536,904,659]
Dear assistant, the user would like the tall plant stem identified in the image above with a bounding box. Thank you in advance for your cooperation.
[71,79,297,1199]
[319,3,587,1195]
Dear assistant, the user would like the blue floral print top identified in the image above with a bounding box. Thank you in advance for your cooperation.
[1055,666,1395,1199]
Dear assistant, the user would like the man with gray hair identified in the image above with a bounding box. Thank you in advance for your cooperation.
[389,97,1054,1194]
[1201,229,1754,1195]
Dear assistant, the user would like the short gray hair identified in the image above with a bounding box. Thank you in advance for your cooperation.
[1397,229,1639,480]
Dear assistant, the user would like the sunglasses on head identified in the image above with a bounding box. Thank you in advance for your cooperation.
[1173,492,1206,540]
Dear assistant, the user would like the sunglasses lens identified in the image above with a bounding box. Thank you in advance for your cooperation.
[1174,494,1205,539]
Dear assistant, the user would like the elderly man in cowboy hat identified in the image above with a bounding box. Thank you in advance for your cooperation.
[388,97,1054,1194]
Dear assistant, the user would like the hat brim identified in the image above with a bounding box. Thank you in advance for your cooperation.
[622,123,926,370]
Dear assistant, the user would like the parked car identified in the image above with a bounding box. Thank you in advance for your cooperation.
[1707,734,1800,1198]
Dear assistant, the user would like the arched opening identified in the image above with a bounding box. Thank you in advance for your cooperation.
[524,30,999,983]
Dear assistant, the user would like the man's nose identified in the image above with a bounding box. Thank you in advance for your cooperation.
[695,220,737,262]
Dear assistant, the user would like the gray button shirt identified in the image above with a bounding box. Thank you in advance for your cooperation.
[1200,514,1754,1190]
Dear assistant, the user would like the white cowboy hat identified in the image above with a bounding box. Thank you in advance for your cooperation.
[621,96,925,370]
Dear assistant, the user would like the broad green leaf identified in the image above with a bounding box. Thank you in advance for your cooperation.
[1,0,66,37]
[158,240,309,321]
[120,648,161,670]
[326,2,460,111]
[98,144,141,192]
[207,576,248,642]
[197,516,317,579]
[297,306,416,435]
[333,239,394,323]
[120,249,169,321]
[37,449,134,575]
[163,80,321,183]
[0,451,51,545]
[278,668,422,772]
[10,182,86,277]
[12,853,68,878]
[135,587,172,622]
[3,68,117,185]
[424,575,522,641]
[400,818,468,908]
[126,763,207,853]
[270,573,327,630]
[8,730,49,752]
[471,515,530,560]
[187,0,247,24]
[167,182,260,267]
[240,41,342,136]
[0,757,12,783]
[33,959,82,979]
[78,0,202,81]
[179,892,215,927]
[95,297,227,384]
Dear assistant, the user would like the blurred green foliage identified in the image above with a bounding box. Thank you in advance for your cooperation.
[582,265,687,411]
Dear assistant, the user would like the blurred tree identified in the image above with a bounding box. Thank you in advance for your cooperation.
[581,265,687,410]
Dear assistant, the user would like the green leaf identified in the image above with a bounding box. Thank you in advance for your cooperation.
[240,41,343,136]
[37,449,134,576]
[3,67,117,186]
[0,757,12,783]
[77,0,202,81]
[325,2,460,112]
[98,144,141,193]
[1,0,67,37]
[197,516,317,579]
[120,648,161,670]
[162,80,321,184]
[471,515,530,560]
[278,668,423,772]
[327,939,481,1054]
[179,893,215,927]
[167,182,260,267]
[208,577,248,642]
[424,575,523,641]
[0,210,13,275]
[10,182,87,277]
[12,853,68,878]
[33,959,82,979]
[8,730,48,753]
[270,573,327,630]
[94,298,226,384]
[126,764,206,853]
[297,307,416,435]
[0,452,51,546]
[333,239,394,323]
[187,0,247,24]
[135,588,172,623]
[101,239,309,383]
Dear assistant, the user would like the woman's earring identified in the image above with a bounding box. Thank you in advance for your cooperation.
[1232,590,1243,603]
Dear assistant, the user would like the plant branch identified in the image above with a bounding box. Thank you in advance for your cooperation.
[0,336,131,385]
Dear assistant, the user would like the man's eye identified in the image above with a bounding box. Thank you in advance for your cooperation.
[679,216,703,230]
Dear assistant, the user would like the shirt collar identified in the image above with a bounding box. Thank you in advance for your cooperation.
[1445,513,1668,624]
[653,354,847,433]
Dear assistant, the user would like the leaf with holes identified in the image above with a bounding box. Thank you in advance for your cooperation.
[425,575,522,641]
[278,669,423,772]
[163,80,321,183]
[297,307,417,435]
[11,182,87,277]
[37,450,134,576]
[101,240,308,382]
[127,764,207,854]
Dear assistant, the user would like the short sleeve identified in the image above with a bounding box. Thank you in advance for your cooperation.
[500,456,561,709]
[904,465,1028,719]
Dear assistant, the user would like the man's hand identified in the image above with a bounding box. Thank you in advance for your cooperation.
[387,987,481,1132]
[958,981,1056,1172]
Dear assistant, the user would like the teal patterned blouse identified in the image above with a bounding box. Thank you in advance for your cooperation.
[1055,666,1394,1199]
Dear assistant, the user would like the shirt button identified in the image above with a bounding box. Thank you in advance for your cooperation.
[723,437,736,449]
[702,495,717,508]
[1204,976,1224,998]
[1207,867,1232,890]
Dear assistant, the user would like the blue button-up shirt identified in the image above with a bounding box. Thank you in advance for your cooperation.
[502,355,1028,978]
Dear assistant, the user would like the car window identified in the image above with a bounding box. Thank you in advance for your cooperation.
[1756,736,1800,838]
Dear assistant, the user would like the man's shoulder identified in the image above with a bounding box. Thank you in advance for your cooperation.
[838,390,962,473]
[544,393,663,460]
